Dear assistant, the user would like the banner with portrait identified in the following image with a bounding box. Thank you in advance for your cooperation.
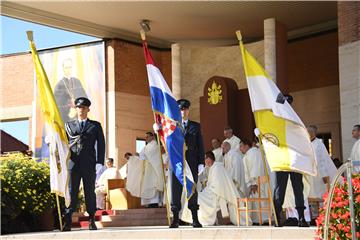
[32,41,106,159]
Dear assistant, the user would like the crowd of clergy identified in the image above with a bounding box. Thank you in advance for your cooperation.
[94,124,360,227]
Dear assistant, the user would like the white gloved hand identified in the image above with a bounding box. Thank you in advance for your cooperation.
[96,163,104,172]
[153,123,161,133]
[198,164,205,175]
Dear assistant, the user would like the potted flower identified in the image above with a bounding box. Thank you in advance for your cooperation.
[1,153,55,234]
[315,173,360,239]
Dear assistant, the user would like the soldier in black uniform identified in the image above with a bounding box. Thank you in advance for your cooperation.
[170,99,204,228]
[273,94,309,227]
[63,97,105,231]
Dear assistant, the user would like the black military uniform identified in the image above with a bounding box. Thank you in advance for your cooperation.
[63,97,105,231]
[273,94,308,227]
[170,99,204,228]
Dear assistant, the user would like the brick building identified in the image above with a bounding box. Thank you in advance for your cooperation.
[0,1,359,166]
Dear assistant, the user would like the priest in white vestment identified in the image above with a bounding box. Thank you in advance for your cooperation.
[240,140,271,224]
[182,151,248,226]
[125,152,144,198]
[222,141,246,197]
[95,158,123,209]
[307,126,337,199]
[138,132,164,207]
[350,124,360,173]
[161,148,172,206]
[211,138,223,163]
[223,127,241,152]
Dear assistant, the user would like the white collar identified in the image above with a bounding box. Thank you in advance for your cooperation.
[78,118,88,122]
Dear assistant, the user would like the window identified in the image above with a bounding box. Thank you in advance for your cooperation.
[136,138,146,153]
[316,132,332,156]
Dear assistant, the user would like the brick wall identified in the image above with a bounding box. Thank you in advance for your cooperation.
[112,40,171,95]
[0,53,34,108]
[287,31,339,92]
[338,1,360,46]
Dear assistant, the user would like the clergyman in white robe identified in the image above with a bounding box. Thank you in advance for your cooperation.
[211,138,224,163]
[95,166,123,209]
[350,139,360,162]
[213,147,223,163]
[182,161,248,226]
[162,152,172,206]
[223,135,241,152]
[139,139,164,206]
[309,138,337,199]
[350,125,360,172]
[125,155,144,198]
[222,142,246,197]
[242,145,271,223]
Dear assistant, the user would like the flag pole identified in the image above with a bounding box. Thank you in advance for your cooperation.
[140,29,171,226]
[27,30,66,231]
[55,194,63,230]
[255,129,279,227]
[236,30,278,226]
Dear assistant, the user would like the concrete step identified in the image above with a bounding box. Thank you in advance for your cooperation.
[100,218,168,227]
[101,212,166,221]
[75,208,168,228]
[1,226,318,239]
[111,207,166,215]
[99,208,168,227]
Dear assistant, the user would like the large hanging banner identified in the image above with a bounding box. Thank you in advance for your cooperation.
[33,41,106,159]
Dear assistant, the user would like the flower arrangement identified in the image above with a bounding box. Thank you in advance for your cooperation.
[315,173,360,240]
[1,153,55,233]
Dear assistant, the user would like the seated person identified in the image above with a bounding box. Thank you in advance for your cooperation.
[95,158,122,209]
[181,151,249,226]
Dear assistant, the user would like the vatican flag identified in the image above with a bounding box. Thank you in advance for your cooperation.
[27,31,71,206]
[236,31,316,176]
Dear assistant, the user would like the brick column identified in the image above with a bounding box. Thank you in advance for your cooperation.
[338,2,360,160]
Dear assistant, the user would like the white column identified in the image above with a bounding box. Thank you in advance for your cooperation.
[339,40,360,160]
[171,43,182,99]
[106,91,118,167]
[264,18,277,82]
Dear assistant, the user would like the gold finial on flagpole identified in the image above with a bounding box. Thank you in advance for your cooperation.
[140,29,146,41]
[26,31,33,41]
[236,31,242,41]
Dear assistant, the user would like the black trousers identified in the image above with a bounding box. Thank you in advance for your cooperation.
[65,167,96,219]
[171,171,199,213]
[273,171,305,213]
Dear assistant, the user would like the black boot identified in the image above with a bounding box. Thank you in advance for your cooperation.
[170,211,179,228]
[275,210,283,227]
[62,213,72,231]
[89,216,97,230]
[191,210,202,228]
[284,217,298,226]
[296,208,309,227]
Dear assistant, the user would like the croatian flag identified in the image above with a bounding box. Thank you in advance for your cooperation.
[142,40,195,198]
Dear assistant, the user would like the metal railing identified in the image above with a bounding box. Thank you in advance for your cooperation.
[323,160,359,240]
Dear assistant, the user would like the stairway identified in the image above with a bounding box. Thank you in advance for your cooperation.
[72,208,168,229]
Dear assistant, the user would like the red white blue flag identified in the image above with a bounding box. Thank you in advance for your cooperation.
[142,40,195,198]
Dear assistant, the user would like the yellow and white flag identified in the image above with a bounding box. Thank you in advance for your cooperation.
[237,31,316,176]
[27,31,71,206]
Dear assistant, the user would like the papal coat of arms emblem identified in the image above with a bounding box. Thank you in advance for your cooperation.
[207,81,222,105]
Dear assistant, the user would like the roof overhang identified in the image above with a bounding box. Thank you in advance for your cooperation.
[1,1,337,48]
